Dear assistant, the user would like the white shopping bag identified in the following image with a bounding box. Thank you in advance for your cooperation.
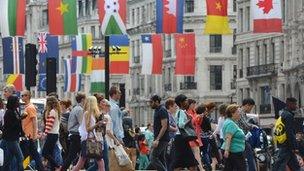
[113,145,131,166]
[0,148,3,166]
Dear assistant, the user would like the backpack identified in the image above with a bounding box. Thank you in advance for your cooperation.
[274,116,287,144]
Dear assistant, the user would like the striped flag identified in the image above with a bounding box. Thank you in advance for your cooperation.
[71,34,93,74]
[6,74,24,91]
[141,34,163,75]
[2,37,24,74]
[109,35,129,74]
[48,0,78,35]
[0,0,26,37]
[98,0,127,35]
[204,0,232,34]
[64,59,81,92]
[37,33,59,73]
[90,58,105,94]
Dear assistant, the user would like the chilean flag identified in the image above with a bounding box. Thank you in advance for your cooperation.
[252,0,282,33]
[156,0,184,33]
[141,34,163,75]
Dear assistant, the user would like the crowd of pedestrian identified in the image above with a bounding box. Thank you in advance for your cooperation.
[0,84,303,171]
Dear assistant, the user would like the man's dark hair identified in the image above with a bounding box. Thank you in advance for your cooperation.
[150,95,161,103]
[109,86,119,97]
[242,98,255,106]
[196,104,206,114]
[75,92,86,103]
[48,92,58,99]
[175,94,187,108]
[286,97,297,103]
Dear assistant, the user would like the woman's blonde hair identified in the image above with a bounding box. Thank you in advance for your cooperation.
[45,96,61,119]
[225,104,239,118]
[84,96,100,130]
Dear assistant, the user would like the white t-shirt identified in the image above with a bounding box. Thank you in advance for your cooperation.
[79,112,96,142]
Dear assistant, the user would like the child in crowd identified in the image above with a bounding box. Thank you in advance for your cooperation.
[138,134,150,170]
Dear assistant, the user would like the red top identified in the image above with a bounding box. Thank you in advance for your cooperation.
[187,109,203,147]
[139,140,149,155]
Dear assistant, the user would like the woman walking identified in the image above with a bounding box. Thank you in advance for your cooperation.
[2,95,24,171]
[42,96,61,170]
[72,96,105,171]
[59,99,72,160]
[222,104,246,171]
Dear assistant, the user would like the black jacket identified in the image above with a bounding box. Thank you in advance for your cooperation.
[279,108,297,150]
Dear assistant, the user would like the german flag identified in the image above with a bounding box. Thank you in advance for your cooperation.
[109,35,129,74]
[204,0,232,34]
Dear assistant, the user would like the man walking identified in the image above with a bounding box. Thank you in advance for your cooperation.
[147,95,169,171]
[238,98,258,171]
[21,90,44,171]
[273,98,301,171]
[61,93,86,171]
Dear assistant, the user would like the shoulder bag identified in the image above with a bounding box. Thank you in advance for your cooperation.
[177,111,197,142]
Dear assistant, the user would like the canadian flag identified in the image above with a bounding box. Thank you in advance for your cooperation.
[252,0,282,33]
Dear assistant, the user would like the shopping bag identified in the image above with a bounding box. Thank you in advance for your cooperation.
[114,145,132,166]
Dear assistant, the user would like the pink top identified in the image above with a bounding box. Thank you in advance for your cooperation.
[187,109,203,147]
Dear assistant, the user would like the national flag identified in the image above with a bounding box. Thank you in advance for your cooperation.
[37,33,59,73]
[98,0,127,35]
[109,35,129,74]
[2,37,24,74]
[272,96,286,119]
[174,34,196,75]
[204,0,232,34]
[90,58,105,94]
[71,34,93,74]
[0,0,26,37]
[141,34,163,75]
[48,0,78,35]
[38,74,47,91]
[252,0,282,33]
[6,74,24,91]
[64,59,81,92]
[156,0,184,33]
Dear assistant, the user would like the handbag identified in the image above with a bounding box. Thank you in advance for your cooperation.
[113,145,132,166]
[177,111,197,142]
[85,131,103,159]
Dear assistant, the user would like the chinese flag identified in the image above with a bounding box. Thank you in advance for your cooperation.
[204,0,232,34]
[175,34,196,75]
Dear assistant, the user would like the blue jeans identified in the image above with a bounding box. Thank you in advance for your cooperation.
[272,147,301,171]
[2,140,24,171]
[54,143,63,166]
[201,137,212,169]
[245,142,256,171]
[87,141,108,171]
[42,134,59,169]
[20,139,44,171]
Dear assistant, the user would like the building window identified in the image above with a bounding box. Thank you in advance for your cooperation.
[92,0,97,10]
[239,8,243,32]
[246,47,250,67]
[246,88,250,98]
[263,44,267,64]
[233,65,237,80]
[136,7,140,25]
[256,45,260,65]
[184,76,194,82]
[210,65,222,90]
[282,0,285,22]
[246,6,250,31]
[81,27,85,33]
[91,26,96,38]
[42,9,48,27]
[260,86,271,114]
[210,35,222,53]
[78,0,83,17]
[131,9,135,26]
[280,41,284,63]
[271,42,275,63]
[141,6,145,23]
[85,0,90,16]
[184,29,194,33]
[233,0,237,12]
[185,0,194,13]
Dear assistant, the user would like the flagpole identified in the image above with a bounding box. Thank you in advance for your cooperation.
[105,36,110,99]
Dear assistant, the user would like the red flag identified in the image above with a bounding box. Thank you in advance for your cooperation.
[175,34,196,75]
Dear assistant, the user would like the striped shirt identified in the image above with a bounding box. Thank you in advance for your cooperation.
[45,109,60,134]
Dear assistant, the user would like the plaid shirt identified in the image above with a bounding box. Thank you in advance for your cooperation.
[237,108,254,134]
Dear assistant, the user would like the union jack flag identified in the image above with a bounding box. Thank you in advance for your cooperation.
[38,32,48,53]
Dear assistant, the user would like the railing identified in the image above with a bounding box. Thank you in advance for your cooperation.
[210,47,222,53]
[165,49,172,58]
[133,88,140,95]
[164,83,172,91]
[180,82,197,90]
[247,63,278,77]
[260,104,271,114]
